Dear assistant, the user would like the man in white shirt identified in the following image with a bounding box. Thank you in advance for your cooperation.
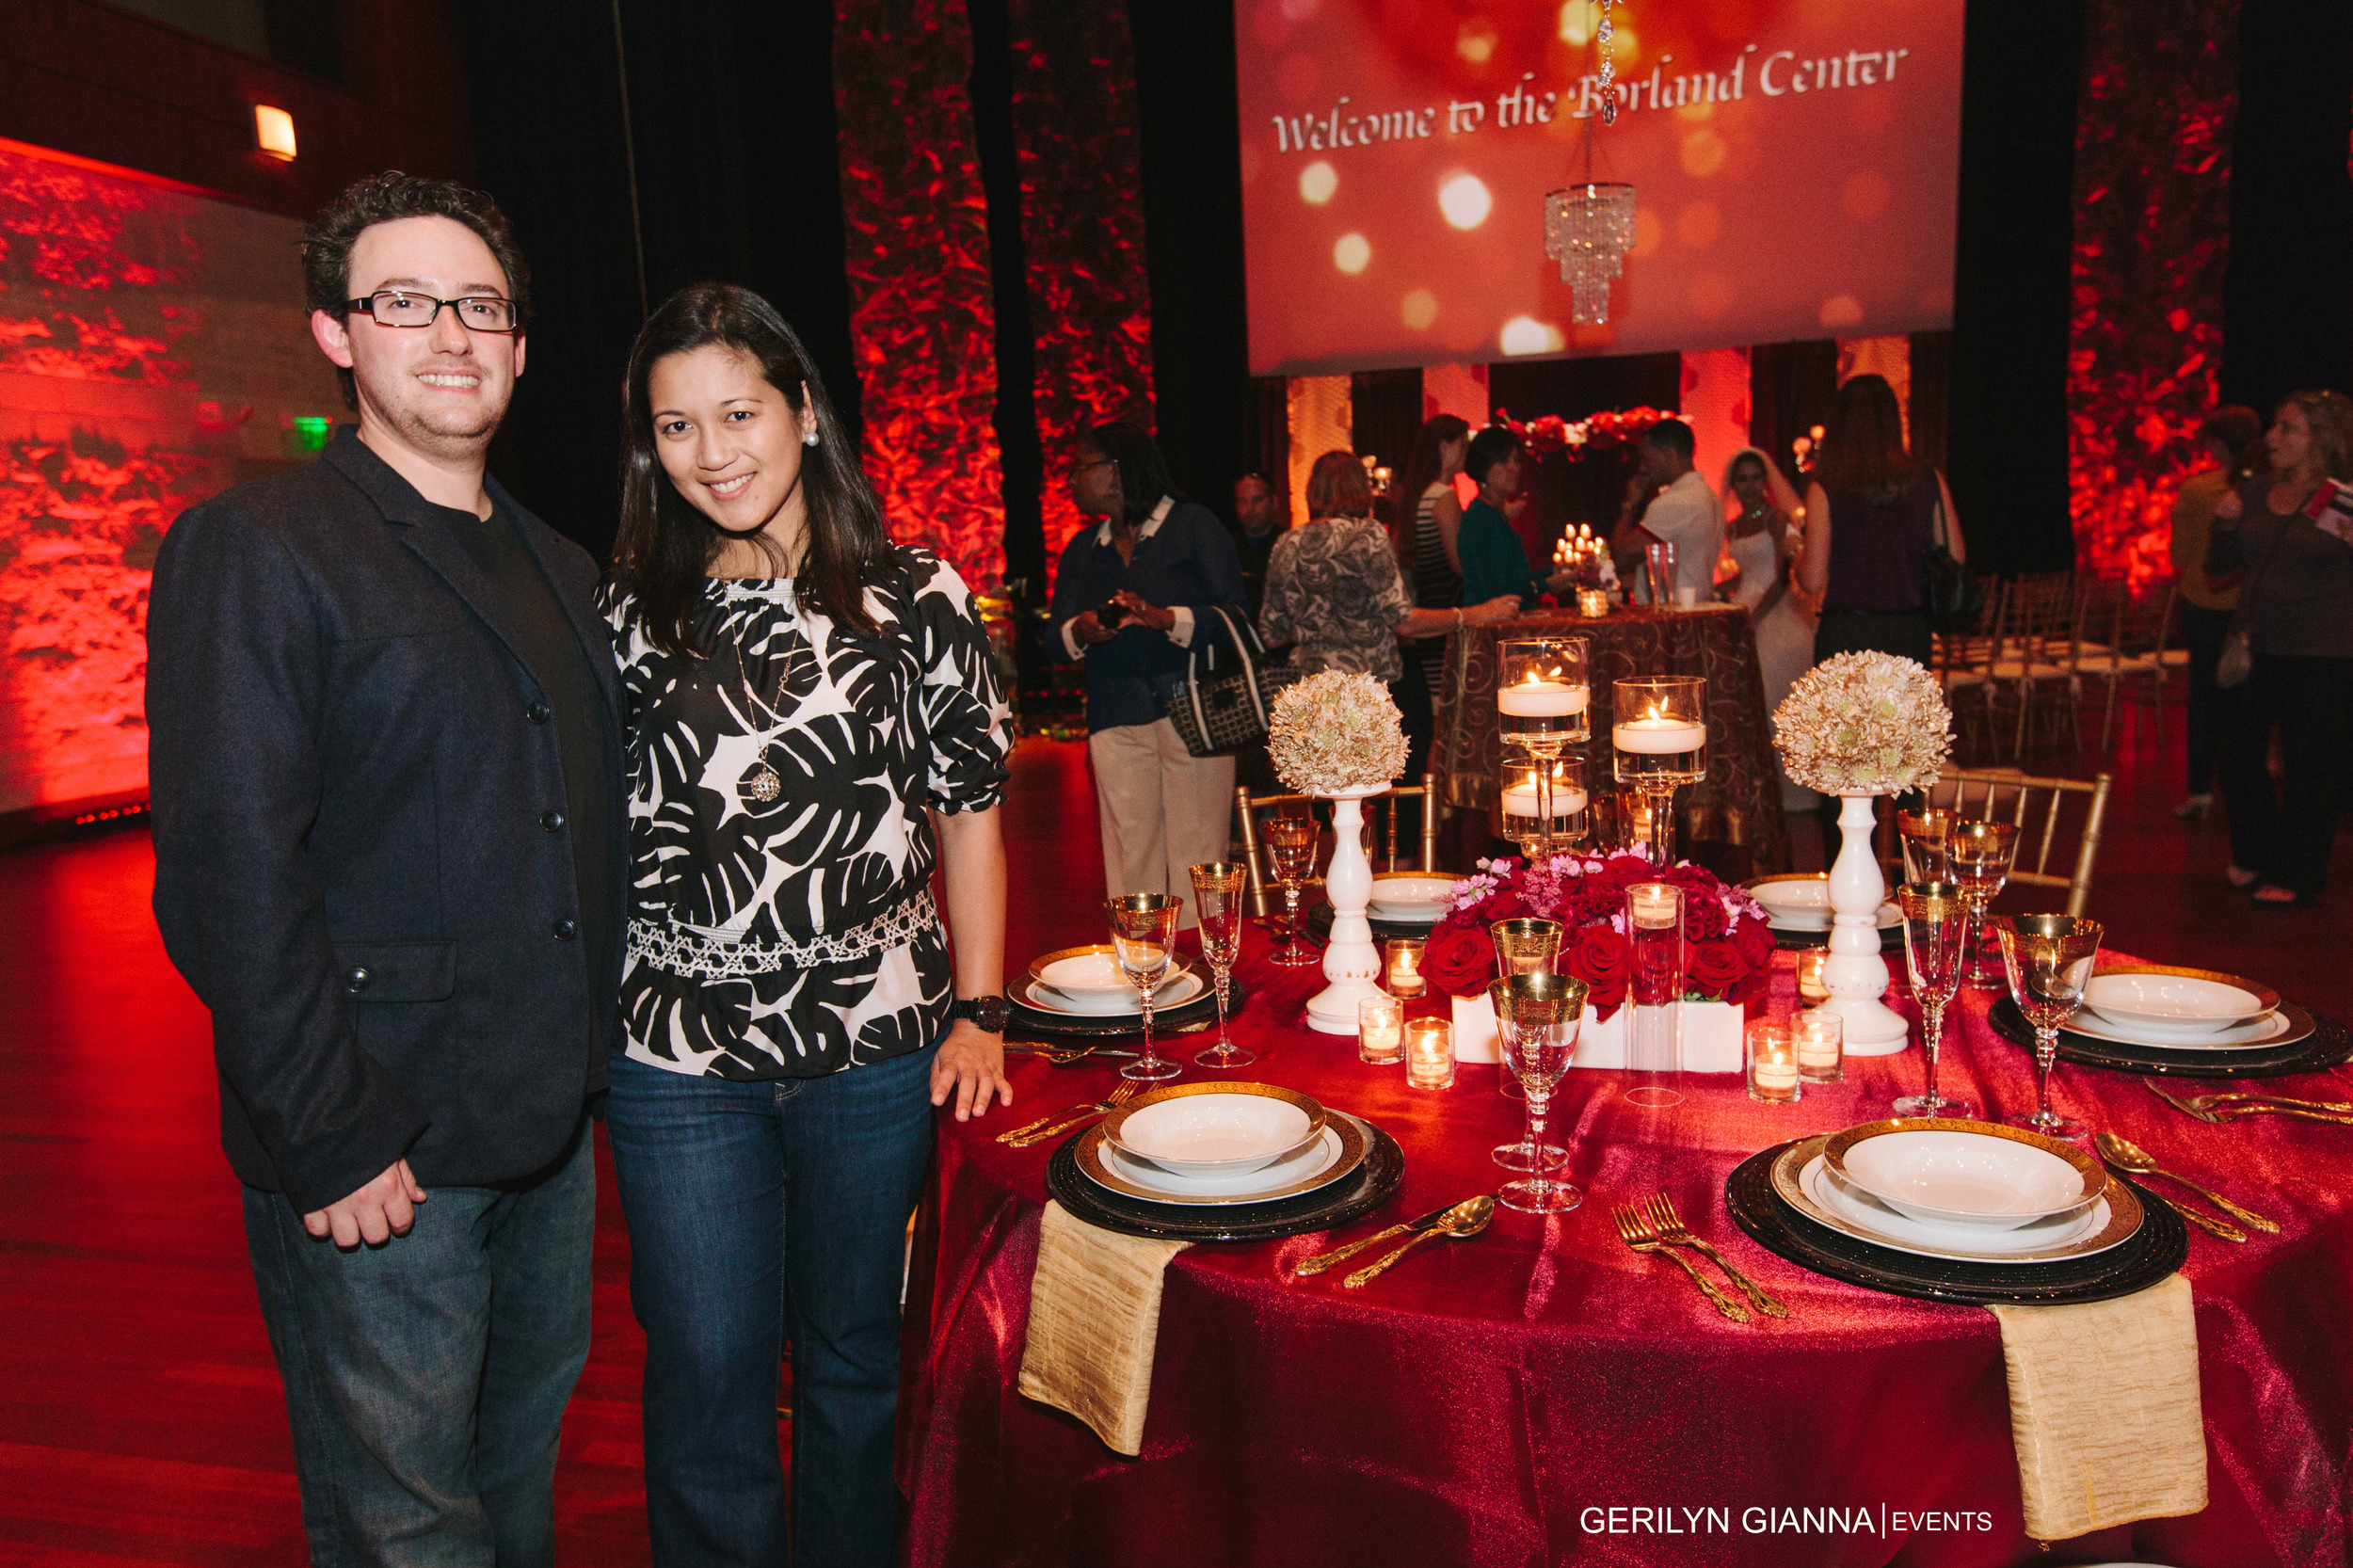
[1618,418,1721,603]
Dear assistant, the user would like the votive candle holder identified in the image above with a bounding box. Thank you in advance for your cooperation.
[1359,995,1405,1064]
[1406,1018,1456,1089]
[1746,1020,1802,1104]
[1385,937,1427,998]
[1795,948,1830,1004]
[1793,1008,1845,1084]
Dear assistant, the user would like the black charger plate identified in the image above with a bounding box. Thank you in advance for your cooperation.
[1306,903,1440,943]
[1008,970,1249,1040]
[1724,1141,2187,1305]
[1045,1113,1404,1242]
[1986,996,2351,1080]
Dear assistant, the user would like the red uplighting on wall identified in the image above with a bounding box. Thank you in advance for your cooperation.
[2066,0,2239,589]
[832,0,1010,592]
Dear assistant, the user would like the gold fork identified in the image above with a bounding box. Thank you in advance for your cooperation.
[2140,1080,2353,1117]
[999,1080,1142,1147]
[1641,1193,1789,1319]
[1613,1204,1751,1322]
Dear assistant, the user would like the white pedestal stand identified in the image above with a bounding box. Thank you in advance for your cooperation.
[1821,791,1909,1054]
[1305,783,1389,1034]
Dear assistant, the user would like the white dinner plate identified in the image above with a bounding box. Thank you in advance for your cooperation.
[1075,1112,1370,1206]
[1011,968,1203,1016]
[1367,901,1447,925]
[1102,1083,1327,1176]
[1798,1156,2132,1263]
[2080,966,2279,1038]
[1769,1141,2140,1265]
[1765,903,1900,935]
[1823,1120,2103,1229]
[2062,1006,2297,1051]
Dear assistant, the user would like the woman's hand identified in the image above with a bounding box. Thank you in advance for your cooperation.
[1468,594,1522,626]
[930,1019,1012,1122]
[1110,590,1177,632]
[2215,489,2243,524]
[1071,609,1119,645]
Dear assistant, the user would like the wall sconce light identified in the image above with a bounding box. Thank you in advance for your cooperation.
[254,105,297,162]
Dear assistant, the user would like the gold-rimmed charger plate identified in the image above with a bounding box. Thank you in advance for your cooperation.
[1770,1136,2142,1265]
[1099,1081,1329,1166]
[1075,1112,1369,1207]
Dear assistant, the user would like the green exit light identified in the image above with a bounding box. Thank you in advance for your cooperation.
[293,416,331,451]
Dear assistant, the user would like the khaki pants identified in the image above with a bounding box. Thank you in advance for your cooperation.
[1086,718,1235,929]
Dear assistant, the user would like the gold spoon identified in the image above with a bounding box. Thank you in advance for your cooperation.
[2094,1131,2278,1235]
[1342,1195,1496,1288]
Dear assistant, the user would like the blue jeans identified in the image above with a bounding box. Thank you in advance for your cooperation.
[604,1045,936,1568]
[243,1116,595,1568]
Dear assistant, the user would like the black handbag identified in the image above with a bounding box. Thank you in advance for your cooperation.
[1163,606,1304,759]
[1920,484,1982,633]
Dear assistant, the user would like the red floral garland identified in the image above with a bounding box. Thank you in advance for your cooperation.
[1492,406,1668,462]
[1422,851,1775,1020]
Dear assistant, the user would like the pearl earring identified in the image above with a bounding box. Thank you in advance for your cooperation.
[803,429,820,448]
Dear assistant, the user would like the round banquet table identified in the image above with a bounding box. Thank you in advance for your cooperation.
[896,942,2353,1568]
[1435,603,1793,877]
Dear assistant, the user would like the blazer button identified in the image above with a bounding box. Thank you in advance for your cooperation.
[540,809,566,831]
[527,701,552,724]
[553,920,578,940]
[346,967,371,994]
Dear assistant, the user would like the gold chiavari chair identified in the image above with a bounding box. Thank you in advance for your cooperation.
[1233,772,1437,916]
[1927,767,2114,918]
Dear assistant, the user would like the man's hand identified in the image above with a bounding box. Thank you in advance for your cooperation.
[930,1020,1013,1122]
[303,1160,427,1248]
[1110,591,1177,633]
[1071,610,1120,645]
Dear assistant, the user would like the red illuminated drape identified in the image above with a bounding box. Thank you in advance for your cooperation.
[1006,0,1155,569]
[832,0,1009,588]
[2066,0,2240,587]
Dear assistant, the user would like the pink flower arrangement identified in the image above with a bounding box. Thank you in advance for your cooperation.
[1422,851,1775,1020]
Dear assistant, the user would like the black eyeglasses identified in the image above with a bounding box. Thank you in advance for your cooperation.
[345,291,520,333]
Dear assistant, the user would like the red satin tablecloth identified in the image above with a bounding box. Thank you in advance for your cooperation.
[896,947,2353,1568]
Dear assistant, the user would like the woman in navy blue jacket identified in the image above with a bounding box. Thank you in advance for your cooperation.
[1048,420,1249,928]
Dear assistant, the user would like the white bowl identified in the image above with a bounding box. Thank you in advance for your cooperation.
[1032,950,1138,998]
[1825,1123,2102,1231]
[1368,873,1455,918]
[1103,1089,1324,1176]
[2081,969,2274,1039]
[1750,878,1833,927]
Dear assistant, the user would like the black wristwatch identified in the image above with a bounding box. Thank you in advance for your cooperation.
[948,995,1009,1033]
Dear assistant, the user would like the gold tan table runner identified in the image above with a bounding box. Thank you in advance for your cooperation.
[1985,1272,2205,1542]
[1017,1201,1194,1455]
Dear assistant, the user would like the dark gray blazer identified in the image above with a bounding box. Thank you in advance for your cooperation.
[148,429,627,1213]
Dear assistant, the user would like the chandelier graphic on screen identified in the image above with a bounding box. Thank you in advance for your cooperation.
[1545,182,1638,324]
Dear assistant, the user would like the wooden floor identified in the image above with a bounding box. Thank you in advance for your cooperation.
[0,701,2345,1563]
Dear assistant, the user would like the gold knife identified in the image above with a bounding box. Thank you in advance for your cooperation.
[1295,1201,1462,1276]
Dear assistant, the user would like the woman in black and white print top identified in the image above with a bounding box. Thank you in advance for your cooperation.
[598,282,1011,1568]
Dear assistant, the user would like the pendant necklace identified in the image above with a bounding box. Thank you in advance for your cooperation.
[735,636,789,805]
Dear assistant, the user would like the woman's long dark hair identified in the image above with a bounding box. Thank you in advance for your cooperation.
[1814,373,1917,504]
[1084,419,1180,529]
[1394,414,1469,569]
[611,282,892,657]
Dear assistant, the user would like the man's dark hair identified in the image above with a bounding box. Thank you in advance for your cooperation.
[1082,420,1181,530]
[1642,417,1696,463]
[300,172,531,408]
[1465,424,1522,486]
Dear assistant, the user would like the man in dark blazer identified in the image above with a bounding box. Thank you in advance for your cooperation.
[146,173,624,1566]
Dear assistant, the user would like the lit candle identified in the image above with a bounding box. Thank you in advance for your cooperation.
[1753,1052,1801,1094]
[1385,938,1426,999]
[1497,677,1590,717]
[1796,949,1829,1003]
[1612,715,1707,753]
[1628,883,1681,930]
[1407,1018,1456,1089]
[1359,995,1405,1064]
[1794,1009,1845,1083]
[1500,772,1589,819]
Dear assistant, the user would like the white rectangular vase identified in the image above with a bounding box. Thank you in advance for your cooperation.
[1455,995,1740,1073]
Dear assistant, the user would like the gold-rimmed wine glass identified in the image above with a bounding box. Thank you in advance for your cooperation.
[1894,882,1974,1120]
[1896,808,1958,886]
[1996,914,2102,1139]
[1108,894,1183,1082]
[1489,917,1563,1123]
[1262,812,1321,967]
[1945,819,2019,991]
[1188,862,1250,1069]
[1490,972,1589,1213]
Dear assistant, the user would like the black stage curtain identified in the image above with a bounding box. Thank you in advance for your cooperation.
[1748,340,1838,491]
[1908,329,1953,482]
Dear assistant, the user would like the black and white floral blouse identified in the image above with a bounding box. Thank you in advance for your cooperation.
[603,547,1011,1080]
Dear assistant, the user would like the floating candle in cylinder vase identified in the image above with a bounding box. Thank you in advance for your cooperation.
[1497,639,1591,747]
[1406,1019,1456,1088]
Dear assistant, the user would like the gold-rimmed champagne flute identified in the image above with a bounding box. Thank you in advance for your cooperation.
[1491,972,1589,1213]
[1894,882,1974,1119]
[1188,862,1250,1069]
[1996,914,2102,1138]
[1489,917,1563,1124]
[1896,808,1958,886]
[1945,819,2019,991]
[1107,894,1183,1082]
[1262,812,1321,967]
